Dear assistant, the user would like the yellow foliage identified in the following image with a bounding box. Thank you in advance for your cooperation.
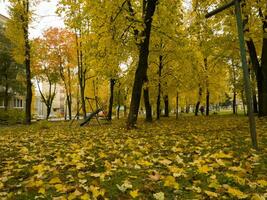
[163,176,179,190]
[129,189,139,198]
[49,177,62,184]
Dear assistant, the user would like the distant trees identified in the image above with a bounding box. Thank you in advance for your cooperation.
[6,0,33,124]
[0,26,24,111]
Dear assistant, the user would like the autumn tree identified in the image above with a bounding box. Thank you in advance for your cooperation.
[6,0,33,124]
[7,0,33,124]
[32,36,60,119]
[127,0,158,128]
[0,26,24,110]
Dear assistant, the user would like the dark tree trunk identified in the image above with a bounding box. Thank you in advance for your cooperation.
[206,90,209,116]
[108,78,115,121]
[67,95,72,120]
[156,55,163,120]
[117,105,120,119]
[143,85,152,122]
[23,1,32,124]
[164,95,169,117]
[117,83,121,119]
[261,15,267,116]
[46,106,51,120]
[204,58,209,116]
[143,75,152,122]
[127,0,158,128]
[176,91,179,120]
[124,105,127,117]
[195,86,202,116]
[246,39,263,115]
[80,85,86,119]
[195,102,200,116]
[233,91,237,114]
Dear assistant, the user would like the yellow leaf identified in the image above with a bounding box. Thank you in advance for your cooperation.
[0,182,3,189]
[38,187,45,194]
[129,189,139,198]
[256,180,267,187]
[54,184,66,193]
[163,176,179,190]
[89,185,105,198]
[211,151,232,159]
[204,190,218,198]
[251,194,265,200]
[80,193,90,200]
[159,159,172,165]
[226,186,248,199]
[33,164,45,173]
[49,177,62,184]
[198,165,213,174]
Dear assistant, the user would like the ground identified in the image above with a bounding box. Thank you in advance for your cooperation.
[0,115,267,200]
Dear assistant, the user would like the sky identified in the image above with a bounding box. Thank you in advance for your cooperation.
[0,0,65,38]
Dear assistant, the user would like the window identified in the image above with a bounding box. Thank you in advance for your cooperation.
[13,98,23,108]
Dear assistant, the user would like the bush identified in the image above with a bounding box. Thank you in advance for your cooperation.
[0,109,25,124]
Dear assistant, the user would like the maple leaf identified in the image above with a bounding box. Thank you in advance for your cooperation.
[163,176,179,190]
[198,165,213,174]
[204,190,218,198]
[256,180,267,187]
[129,189,139,198]
[49,177,62,184]
[225,185,248,199]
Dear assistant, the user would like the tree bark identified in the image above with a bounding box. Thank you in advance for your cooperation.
[117,83,121,119]
[143,86,152,122]
[127,0,158,128]
[233,90,237,114]
[164,95,169,117]
[23,0,32,124]
[156,55,163,120]
[195,86,202,116]
[206,89,209,116]
[143,75,152,122]
[108,78,115,120]
[260,15,267,116]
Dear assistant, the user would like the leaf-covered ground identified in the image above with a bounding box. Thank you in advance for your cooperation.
[0,116,267,200]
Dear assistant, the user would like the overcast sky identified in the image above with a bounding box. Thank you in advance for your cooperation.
[0,0,65,38]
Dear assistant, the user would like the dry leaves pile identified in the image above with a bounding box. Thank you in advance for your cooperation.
[0,116,266,199]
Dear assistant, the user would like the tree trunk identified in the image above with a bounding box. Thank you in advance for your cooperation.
[156,55,163,120]
[80,85,86,119]
[117,83,121,119]
[261,15,267,116]
[67,95,72,120]
[206,89,209,116]
[164,95,169,117]
[143,75,152,122]
[46,105,51,120]
[233,90,237,114]
[195,86,202,116]
[176,91,179,120]
[127,0,158,128]
[143,86,152,122]
[117,105,120,119]
[23,1,32,125]
[108,78,115,121]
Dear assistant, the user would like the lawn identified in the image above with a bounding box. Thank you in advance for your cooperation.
[0,115,267,199]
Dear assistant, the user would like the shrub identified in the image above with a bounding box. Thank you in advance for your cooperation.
[0,109,25,124]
